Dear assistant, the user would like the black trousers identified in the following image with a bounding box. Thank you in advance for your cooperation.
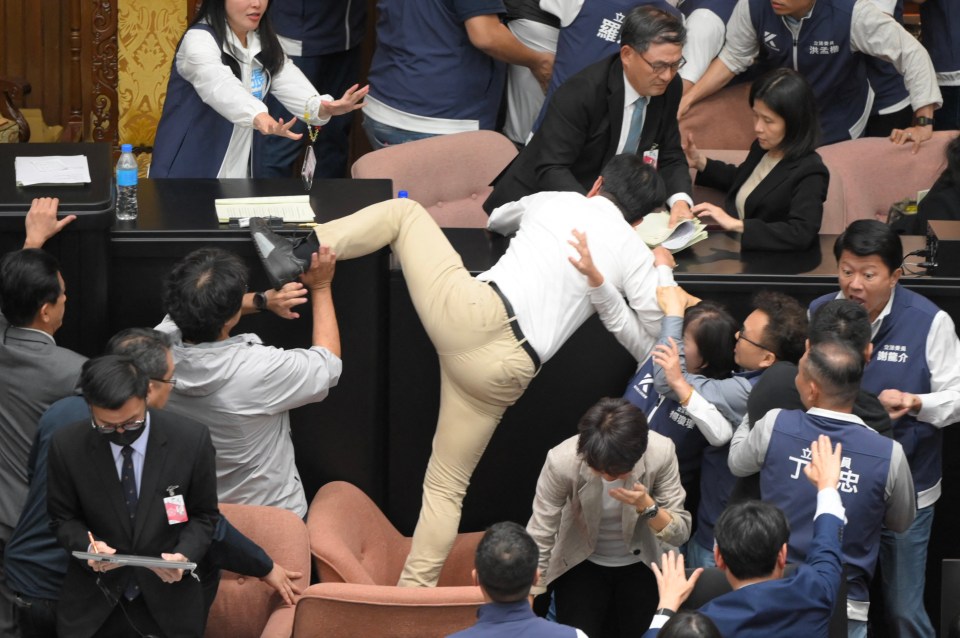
[13,593,57,638]
[552,559,658,638]
[96,596,165,638]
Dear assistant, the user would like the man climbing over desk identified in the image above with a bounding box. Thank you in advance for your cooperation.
[247,153,672,587]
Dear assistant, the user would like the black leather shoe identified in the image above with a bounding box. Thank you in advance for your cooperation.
[249,218,308,290]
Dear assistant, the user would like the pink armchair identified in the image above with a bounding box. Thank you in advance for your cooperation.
[204,503,311,638]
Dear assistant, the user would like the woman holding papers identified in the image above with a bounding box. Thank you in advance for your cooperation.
[151,0,367,179]
[684,68,829,252]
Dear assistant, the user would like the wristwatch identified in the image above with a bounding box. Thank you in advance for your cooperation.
[656,608,676,618]
[913,116,934,127]
[253,291,268,312]
[639,501,660,519]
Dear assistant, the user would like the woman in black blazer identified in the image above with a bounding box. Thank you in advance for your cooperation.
[687,68,829,251]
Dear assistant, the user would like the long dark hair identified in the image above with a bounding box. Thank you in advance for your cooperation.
[750,68,820,161]
[189,0,284,76]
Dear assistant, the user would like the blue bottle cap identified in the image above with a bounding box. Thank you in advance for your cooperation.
[398,190,409,198]
[121,144,133,153]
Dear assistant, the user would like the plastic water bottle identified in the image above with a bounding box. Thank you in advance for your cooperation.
[398,190,409,199]
[116,143,139,221]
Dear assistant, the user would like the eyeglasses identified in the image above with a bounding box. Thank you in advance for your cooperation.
[638,52,686,75]
[737,327,770,352]
[90,415,147,434]
[151,377,177,388]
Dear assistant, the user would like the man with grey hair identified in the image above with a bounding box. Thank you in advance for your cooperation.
[484,4,693,226]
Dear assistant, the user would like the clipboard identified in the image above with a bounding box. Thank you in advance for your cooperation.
[72,551,197,571]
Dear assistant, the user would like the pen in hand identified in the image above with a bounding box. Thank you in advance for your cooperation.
[88,531,98,553]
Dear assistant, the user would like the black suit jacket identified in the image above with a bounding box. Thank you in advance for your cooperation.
[484,54,691,213]
[47,408,218,638]
[696,141,829,251]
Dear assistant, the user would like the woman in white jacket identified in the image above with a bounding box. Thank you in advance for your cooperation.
[152,0,366,178]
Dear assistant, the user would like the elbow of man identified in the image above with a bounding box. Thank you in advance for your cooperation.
[465,19,502,56]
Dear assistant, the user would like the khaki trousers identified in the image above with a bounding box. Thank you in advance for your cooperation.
[314,198,537,586]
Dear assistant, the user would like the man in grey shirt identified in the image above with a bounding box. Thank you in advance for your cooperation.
[156,246,340,518]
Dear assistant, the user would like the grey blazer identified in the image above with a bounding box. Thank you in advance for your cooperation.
[526,432,690,594]
[0,313,85,536]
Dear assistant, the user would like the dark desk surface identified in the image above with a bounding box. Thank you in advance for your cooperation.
[114,178,392,239]
[440,228,957,290]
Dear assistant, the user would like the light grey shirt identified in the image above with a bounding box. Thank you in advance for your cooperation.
[156,316,342,518]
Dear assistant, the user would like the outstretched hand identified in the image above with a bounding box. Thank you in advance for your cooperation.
[299,246,336,291]
[651,550,702,612]
[262,563,303,606]
[568,229,604,287]
[320,84,369,118]
[803,434,842,491]
[253,112,302,140]
[266,282,309,319]
[24,197,75,249]
[682,133,706,172]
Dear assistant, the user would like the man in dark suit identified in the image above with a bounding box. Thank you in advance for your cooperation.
[47,355,218,638]
[484,5,693,225]
[644,434,845,638]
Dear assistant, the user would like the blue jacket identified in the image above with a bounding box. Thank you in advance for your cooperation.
[448,600,579,638]
[643,513,843,638]
[810,287,940,494]
[270,0,366,55]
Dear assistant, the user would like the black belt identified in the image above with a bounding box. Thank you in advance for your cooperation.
[488,280,542,371]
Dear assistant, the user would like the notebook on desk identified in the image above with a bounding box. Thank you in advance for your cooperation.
[215,195,317,223]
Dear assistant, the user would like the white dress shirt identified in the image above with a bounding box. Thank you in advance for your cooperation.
[485,191,662,363]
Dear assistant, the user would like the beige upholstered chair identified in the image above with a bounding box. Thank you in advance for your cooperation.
[204,503,311,638]
[299,481,484,636]
[350,130,519,228]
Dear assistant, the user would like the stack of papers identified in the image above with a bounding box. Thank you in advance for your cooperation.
[635,211,709,253]
[15,155,91,187]
[215,195,316,223]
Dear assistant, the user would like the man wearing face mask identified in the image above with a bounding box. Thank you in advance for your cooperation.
[46,355,219,638]
[7,329,300,638]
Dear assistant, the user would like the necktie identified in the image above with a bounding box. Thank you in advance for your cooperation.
[120,446,140,600]
[623,96,647,155]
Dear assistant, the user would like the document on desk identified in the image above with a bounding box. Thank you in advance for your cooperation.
[15,155,92,187]
[215,195,316,223]
[635,211,709,253]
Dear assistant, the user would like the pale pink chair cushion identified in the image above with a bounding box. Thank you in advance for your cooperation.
[817,131,957,230]
[350,130,519,228]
